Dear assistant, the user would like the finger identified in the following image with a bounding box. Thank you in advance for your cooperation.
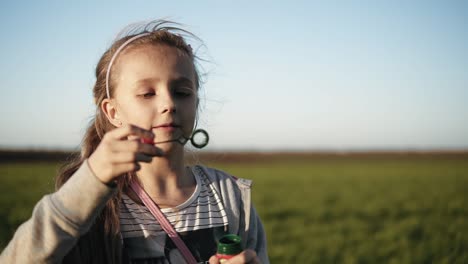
[225,250,258,264]
[111,152,154,164]
[111,140,162,157]
[141,137,155,144]
[112,162,141,175]
[208,255,220,264]
[109,124,154,140]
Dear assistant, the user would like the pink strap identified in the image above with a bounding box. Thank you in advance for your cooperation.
[130,180,198,264]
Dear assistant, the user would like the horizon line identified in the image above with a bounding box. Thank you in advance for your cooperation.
[1,147,468,154]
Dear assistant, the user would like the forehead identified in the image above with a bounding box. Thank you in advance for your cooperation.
[113,44,195,92]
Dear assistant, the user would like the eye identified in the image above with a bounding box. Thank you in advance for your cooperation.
[139,92,155,99]
[174,87,194,98]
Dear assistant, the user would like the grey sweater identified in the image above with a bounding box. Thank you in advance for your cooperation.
[0,161,269,263]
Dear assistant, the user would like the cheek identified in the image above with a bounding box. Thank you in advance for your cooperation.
[121,101,153,125]
[180,101,197,129]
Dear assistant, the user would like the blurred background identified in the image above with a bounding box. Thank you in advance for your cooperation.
[1,1,467,263]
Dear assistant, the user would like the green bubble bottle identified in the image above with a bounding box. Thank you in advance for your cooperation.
[216,234,243,263]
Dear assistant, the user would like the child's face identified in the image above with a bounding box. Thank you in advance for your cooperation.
[110,44,198,151]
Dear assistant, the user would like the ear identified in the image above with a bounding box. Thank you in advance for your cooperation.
[101,98,122,127]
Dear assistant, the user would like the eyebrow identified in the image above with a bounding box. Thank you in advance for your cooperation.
[170,76,195,89]
[133,77,160,88]
[133,76,194,89]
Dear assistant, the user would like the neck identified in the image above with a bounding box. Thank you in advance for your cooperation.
[134,147,195,201]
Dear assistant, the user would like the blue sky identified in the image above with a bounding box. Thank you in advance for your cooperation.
[0,1,467,151]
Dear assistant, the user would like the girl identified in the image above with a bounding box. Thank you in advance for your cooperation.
[0,20,268,264]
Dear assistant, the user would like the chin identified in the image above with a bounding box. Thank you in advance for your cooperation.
[155,139,184,154]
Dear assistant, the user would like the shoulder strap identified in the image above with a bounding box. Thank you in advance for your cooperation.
[130,180,198,264]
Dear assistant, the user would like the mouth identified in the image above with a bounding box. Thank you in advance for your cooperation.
[153,123,180,132]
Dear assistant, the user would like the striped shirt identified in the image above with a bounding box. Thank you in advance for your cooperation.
[119,166,229,263]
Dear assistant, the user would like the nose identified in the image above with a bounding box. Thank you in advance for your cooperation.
[158,89,176,114]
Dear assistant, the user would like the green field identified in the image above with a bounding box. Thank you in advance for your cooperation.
[1,154,468,263]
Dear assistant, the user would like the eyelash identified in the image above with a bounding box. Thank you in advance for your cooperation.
[139,88,194,99]
[141,92,155,98]
[175,89,193,97]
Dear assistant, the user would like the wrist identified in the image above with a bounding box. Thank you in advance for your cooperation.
[86,158,115,187]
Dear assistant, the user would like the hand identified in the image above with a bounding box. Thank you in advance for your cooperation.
[209,249,261,264]
[88,124,162,184]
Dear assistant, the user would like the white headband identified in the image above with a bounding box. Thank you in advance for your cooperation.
[105,32,151,99]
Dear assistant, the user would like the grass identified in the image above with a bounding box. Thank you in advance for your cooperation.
[1,154,468,263]
[206,155,468,263]
[0,162,57,249]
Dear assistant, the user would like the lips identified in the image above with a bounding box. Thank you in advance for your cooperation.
[153,122,180,129]
[153,123,180,133]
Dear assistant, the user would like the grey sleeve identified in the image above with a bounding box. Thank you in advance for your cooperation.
[245,205,270,264]
[0,160,117,263]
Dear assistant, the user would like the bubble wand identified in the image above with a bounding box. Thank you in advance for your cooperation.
[141,129,209,149]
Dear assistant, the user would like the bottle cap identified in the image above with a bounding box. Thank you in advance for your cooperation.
[217,234,242,256]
